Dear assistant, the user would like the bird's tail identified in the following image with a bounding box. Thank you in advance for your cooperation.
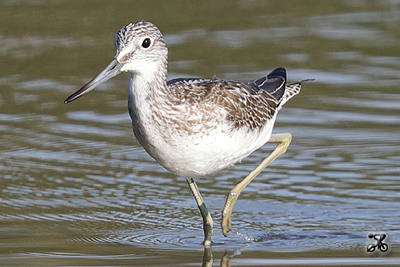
[278,78,316,108]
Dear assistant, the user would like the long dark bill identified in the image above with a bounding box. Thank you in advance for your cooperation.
[64,58,122,103]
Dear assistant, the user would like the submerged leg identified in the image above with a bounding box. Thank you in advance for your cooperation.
[221,133,292,236]
[186,178,213,247]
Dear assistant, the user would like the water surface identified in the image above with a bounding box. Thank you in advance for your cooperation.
[0,0,399,266]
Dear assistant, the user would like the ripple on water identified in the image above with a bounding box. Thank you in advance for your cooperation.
[50,123,128,137]
[66,111,131,125]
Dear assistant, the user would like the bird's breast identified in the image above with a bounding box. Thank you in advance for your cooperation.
[129,100,276,178]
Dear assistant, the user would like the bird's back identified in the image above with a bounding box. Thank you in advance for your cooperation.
[166,67,300,131]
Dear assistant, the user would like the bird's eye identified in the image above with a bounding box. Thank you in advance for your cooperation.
[142,38,151,48]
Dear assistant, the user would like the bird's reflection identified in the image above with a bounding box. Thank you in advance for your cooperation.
[202,247,232,267]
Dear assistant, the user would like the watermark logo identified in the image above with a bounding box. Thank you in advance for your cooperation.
[365,232,389,255]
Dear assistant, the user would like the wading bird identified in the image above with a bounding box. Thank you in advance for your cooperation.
[65,21,313,247]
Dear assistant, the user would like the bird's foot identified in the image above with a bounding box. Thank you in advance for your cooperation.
[221,191,237,236]
[221,214,232,236]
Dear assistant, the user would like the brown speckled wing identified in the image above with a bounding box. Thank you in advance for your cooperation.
[166,67,301,130]
[206,80,278,129]
[167,78,278,130]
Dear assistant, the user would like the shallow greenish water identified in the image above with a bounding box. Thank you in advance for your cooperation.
[1,0,399,266]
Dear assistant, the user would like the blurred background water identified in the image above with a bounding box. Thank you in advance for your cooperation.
[0,0,399,266]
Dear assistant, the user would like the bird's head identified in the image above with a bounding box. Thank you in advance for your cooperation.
[64,21,168,103]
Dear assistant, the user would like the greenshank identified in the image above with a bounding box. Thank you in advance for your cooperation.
[65,21,313,247]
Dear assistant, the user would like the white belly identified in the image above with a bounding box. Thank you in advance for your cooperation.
[133,113,277,178]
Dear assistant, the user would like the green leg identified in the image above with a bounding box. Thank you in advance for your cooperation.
[186,178,213,247]
[221,133,292,236]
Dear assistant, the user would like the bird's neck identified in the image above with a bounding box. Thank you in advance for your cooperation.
[127,59,169,120]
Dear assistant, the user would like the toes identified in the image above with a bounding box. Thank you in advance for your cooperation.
[222,215,232,236]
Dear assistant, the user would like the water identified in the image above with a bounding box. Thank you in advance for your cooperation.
[1,1,399,266]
